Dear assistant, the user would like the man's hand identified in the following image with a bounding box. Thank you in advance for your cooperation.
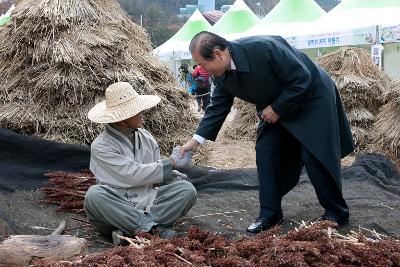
[179,138,200,159]
[171,170,188,181]
[261,105,280,124]
[170,145,193,168]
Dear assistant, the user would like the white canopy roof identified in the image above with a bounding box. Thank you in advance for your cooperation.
[301,7,400,35]
[153,9,211,61]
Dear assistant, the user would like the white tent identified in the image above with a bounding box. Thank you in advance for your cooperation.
[288,2,400,79]
[153,9,211,61]
[212,0,259,40]
[0,4,14,26]
[300,7,400,35]
[235,0,326,39]
[289,1,400,49]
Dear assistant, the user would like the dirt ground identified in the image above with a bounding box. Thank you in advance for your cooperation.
[191,99,354,169]
[192,101,257,170]
[0,99,358,254]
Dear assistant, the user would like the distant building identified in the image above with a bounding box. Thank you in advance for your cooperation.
[198,0,215,12]
[179,0,216,16]
[220,5,232,13]
[179,4,199,19]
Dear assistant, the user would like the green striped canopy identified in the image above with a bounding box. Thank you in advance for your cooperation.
[212,0,259,35]
[262,0,326,23]
[169,9,211,42]
[153,9,211,61]
[0,15,11,26]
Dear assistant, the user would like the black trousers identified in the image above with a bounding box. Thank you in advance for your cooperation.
[256,123,349,221]
[195,87,210,110]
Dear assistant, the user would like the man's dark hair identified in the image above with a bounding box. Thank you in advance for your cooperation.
[189,31,228,61]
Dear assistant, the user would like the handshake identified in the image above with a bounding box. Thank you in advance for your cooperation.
[169,145,193,168]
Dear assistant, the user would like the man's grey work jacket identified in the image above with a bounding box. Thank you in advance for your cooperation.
[90,125,172,212]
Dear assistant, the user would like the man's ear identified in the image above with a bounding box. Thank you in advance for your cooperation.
[213,49,224,60]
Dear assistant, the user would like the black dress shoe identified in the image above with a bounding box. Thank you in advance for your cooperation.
[246,218,283,234]
[318,214,349,227]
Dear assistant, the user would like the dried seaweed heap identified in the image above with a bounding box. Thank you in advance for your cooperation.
[41,171,96,214]
[33,222,400,266]
[0,0,196,154]
[316,47,390,151]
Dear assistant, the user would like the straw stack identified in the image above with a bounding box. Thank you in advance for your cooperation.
[0,0,196,154]
[372,79,400,162]
[316,47,390,151]
[224,99,259,141]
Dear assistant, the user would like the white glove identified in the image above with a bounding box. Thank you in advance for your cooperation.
[171,170,188,181]
[162,170,188,185]
[170,145,193,168]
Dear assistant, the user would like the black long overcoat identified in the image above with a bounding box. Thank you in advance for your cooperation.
[196,35,354,185]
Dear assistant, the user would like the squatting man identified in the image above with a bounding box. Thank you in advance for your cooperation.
[84,81,197,240]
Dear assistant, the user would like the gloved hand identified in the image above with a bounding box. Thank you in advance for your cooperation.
[171,170,188,181]
[170,145,193,168]
[162,170,188,185]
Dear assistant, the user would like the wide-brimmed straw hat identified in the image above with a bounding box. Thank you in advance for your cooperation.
[88,82,161,123]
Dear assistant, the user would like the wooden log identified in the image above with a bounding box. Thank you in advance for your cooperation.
[51,220,66,235]
[0,235,87,267]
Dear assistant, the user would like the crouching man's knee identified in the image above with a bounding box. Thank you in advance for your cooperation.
[176,180,197,207]
[84,185,110,213]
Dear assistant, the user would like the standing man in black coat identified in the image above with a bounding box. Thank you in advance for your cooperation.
[180,31,355,233]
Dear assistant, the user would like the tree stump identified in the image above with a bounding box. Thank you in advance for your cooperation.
[0,235,87,267]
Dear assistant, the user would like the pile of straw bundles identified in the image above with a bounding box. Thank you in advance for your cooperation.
[372,80,400,161]
[316,47,390,151]
[224,99,258,141]
[0,0,196,154]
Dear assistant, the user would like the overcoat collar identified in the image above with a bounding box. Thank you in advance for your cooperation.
[227,41,250,73]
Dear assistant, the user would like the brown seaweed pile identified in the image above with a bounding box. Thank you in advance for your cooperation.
[32,222,400,266]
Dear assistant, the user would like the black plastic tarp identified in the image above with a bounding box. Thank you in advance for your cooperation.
[0,128,90,192]
[1,128,399,238]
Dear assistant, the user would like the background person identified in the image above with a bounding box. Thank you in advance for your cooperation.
[187,65,198,96]
[192,64,211,112]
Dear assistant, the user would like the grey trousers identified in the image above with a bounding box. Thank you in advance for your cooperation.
[84,180,197,235]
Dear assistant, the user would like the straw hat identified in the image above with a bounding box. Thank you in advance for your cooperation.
[88,82,161,123]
